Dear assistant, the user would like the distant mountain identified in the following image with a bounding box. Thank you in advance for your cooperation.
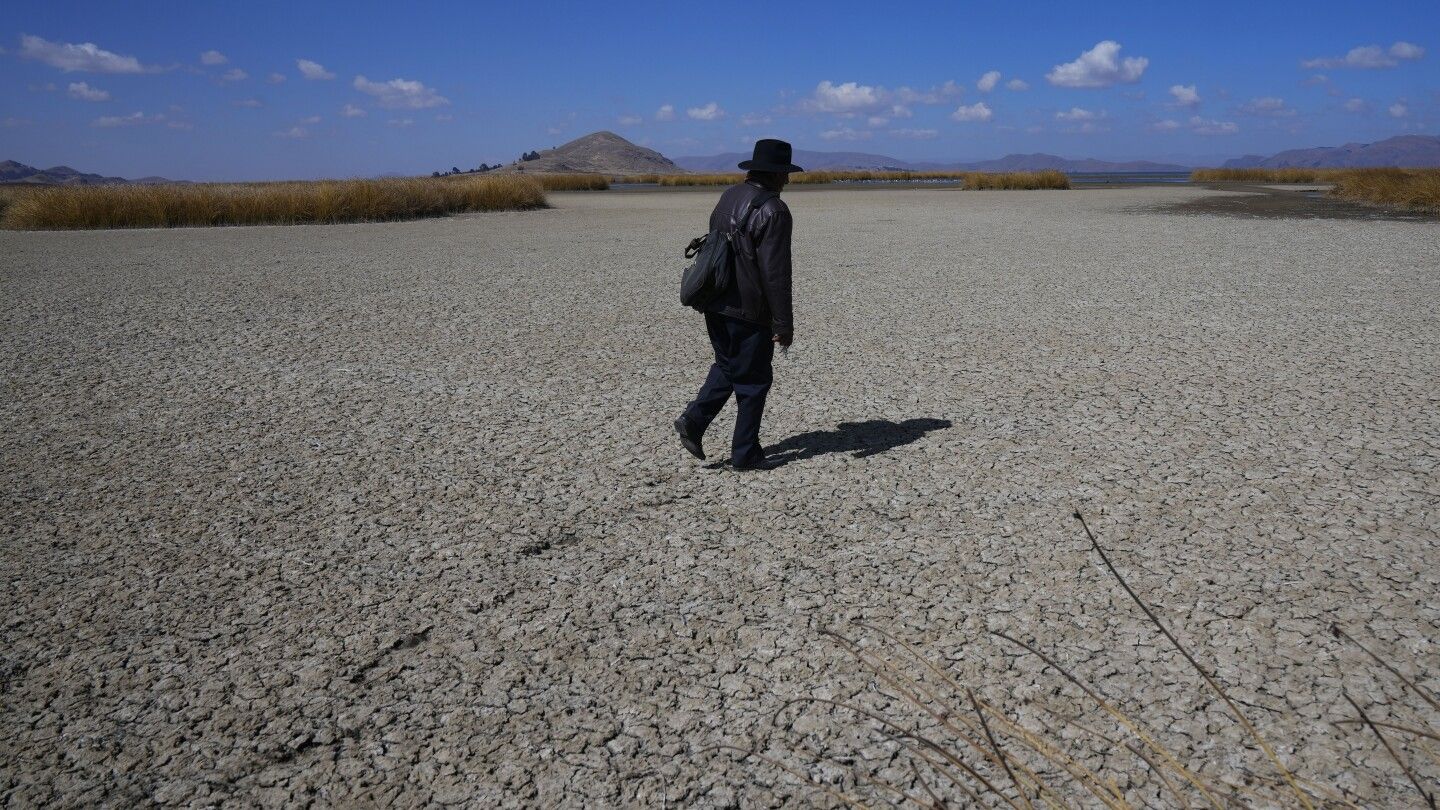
[502,131,681,174]
[1221,135,1440,168]
[0,159,181,185]
[674,149,1188,173]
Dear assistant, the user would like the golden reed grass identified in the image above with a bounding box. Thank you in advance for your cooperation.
[1192,167,1440,212]
[618,170,1071,189]
[533,173,610,191]
[1,175,547,230]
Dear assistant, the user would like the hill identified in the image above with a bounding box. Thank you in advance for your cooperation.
[503,131,680,175]
[1,160,180,185]
[674,149,1188,173]
[1221,135,1440,168]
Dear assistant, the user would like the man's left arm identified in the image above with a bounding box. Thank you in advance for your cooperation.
[757,205,794,344]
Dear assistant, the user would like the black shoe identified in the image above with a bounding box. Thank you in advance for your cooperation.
[730,455,780,471]
[674,417,705,460]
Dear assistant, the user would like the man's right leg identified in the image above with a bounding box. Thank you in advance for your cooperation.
[680,313,735,437]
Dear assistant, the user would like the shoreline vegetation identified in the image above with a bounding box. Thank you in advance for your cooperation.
[4,168,1435,230]
[0,175,547,230]
[1191,167,1440,212]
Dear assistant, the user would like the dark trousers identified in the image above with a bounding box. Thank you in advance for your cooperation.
[681,312,774,465]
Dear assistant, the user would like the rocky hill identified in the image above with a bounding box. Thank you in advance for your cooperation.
[503,131,681,175]
[1221,135,1440,168]
[1,160,180,185]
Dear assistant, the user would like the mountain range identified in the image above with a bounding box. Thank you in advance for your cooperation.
[0,160,178,186]
[1221,135,1440,168]
[674,149,1189,173]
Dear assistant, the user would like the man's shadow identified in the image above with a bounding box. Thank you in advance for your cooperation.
[765,417,952,466]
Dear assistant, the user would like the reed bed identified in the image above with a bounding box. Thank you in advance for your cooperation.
[533,173,610,191]
[621,170,1071,189]
[1192,167,1440,213]
[733,512,1439,807]
[1,175,547,230]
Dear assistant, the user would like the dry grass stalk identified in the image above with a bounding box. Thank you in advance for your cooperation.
[1,175,547,230]
[1341,693,1436,808]
[532,173,609,191]
[1191,167,1440,212]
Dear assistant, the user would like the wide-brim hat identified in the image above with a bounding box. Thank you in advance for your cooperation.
[738,138,804,173]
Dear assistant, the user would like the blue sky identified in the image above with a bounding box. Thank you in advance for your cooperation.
[1,0,1435,180]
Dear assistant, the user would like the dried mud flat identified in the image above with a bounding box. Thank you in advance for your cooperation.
[2,186,1437,806]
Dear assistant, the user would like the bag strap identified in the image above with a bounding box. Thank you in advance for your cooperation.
[730,189,778,235]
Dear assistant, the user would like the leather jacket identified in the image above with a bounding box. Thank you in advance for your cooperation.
[705,180,794,337]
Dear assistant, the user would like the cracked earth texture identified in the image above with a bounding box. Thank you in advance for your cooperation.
[2,187,1438,807]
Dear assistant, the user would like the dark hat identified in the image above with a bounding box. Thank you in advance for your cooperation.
[738,139,804,173]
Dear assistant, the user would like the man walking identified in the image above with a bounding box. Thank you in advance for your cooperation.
[675,139,803,470]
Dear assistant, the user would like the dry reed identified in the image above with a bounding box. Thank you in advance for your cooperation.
[533,173,610,191]
[732,512,1439,807]
[1,175,547,230]
[1192,167,1440,213]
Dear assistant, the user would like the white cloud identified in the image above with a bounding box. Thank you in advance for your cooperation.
[867,115,888,127]
[296,59,335,80]
[655,104,676,121]
[1056,107,1101,121]
[1005,78,1029,91]
[219,68,247,83]
[687,101,725,120]
[353,75,448,108]
[819,126,871,141]
[299,115,321,124]
[889,104,913,119]
[1240,96,1295,116]
[951,101,993,122]
[1303,74,1329,86]
[1302,41,1426,69]
[1343,97,1369,113]
[976,70,1001,93]
[895,81,964,105]
[1150,119,1181,132]
[1046,40,1148,87]
[67,81,109,102]
[546,125,562,135]
[739,112,771,126]
[1169,84,1200,107]
[19,35,151,74]
[889,128,938,139]
[233,98,263,108]
[807,81,882,113]
[340,103,365,117]
[389,118,415,127]
[275,126,309,139]
[1188,115,1238,135]
[617,114,642,126]
[267,72,287,84]
[1389,102,1409,118]
[200,50,227,66]
[92,111,162,127]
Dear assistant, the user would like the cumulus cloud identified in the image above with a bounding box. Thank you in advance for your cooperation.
[267,72,287,84]
[200,50,227,66]
[617,114,642,126]
[1240,96,1295,116]
[739,112,772,126]
[20,35,152,73]
[889,128,939,139]
[1169,84,1200,107]
[687,102,725,120]
[655,104,676,121]
[951,101,993,122]
[819,126,871,141]
[297,59,335,80]
[219,68,247,83]
[1006,78,1029,91]
[233,98,263,108]
[976,70,1001,93]
[340,103,366,117]
[1343,97,1369,113]
[92,111,163,127]
[1303,41,1426,69]
[67,81,109,101]
[353,75,448,109]
[1055,107,1101,121]
[1189,115,1238,134]
[1389,102,1408,118]
[801,79,961,117]
[275,126,309,139]
[1046,40,1148,88]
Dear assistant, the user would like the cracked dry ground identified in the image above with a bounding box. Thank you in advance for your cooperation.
[3,187,1438,807]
